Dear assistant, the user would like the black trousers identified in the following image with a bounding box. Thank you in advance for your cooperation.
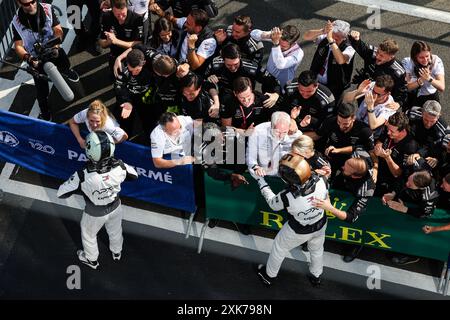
[406,90,440,110]
[114,96,162,145]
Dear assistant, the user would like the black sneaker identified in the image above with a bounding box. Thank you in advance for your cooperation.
[77,250,99,269]
[112,252,121,261]
[301,242,309,252]
[233,222,251,235]
[307,274,322,288]
[38,112,52,121]
[343,244,364,263]
[392,255,420,265]
[65,69,80,82]
[256,264,275,287]
[208,219,219,228]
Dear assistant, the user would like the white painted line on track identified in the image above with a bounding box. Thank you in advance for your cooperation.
[0,163,443,295]
[338,0,450,24]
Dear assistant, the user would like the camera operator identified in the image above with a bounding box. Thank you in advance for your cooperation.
[13,0,79,121]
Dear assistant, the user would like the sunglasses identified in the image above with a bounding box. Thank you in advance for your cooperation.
[372,89,387,97]
[20,0,36,7]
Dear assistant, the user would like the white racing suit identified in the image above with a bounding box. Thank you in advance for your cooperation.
[259,174,329,278]
[57,159,138,261]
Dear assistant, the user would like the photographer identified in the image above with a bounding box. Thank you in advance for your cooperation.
[13,0,79,121]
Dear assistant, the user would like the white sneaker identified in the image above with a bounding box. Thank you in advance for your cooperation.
[77,250,99,269]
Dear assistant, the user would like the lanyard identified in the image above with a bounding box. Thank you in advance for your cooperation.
[387,138,395,150]
[239,104,254,129]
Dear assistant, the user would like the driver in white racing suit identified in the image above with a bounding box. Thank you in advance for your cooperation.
[256,152,329,287]
[57,131,138,269]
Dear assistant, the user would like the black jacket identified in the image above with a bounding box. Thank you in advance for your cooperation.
[310,37,354,99]
[205,57,281,97]
[395,180,439,218]
[349,36,408,110]
[177,25,215,75]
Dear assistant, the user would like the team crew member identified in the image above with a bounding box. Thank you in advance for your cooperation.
[220,77,275,132]
[382,170,439,265]
[196,122,250,233]
[348,31,407,111]
[407,101,450,161]
[198,122,248,185]
[256,153,329,287]
[13,0,79,121]
[309,103,375,175]
[151,17,180,57]
[344,75,397,139]
[101,0,151,44]
[214,15,264,67]
[114,43,191,116]
[99,0,144,73]
[57,131,138,269]
[114,48,154,142]
[205,43,281,107]
[402,41,445,107]
[151,0,219,19]
[383,170,439,218]
[304,20,355,101]
[150,112,195,168]
[313,151,376,262]
[291,135,331,177]
[69,100,128,149]
[374,112,418,194]
[251,25,304,89]
[180,72,220,123]
[440,138,450,180]
[170,9,217,74]
[423,173,450,233]
[281,71,335,133]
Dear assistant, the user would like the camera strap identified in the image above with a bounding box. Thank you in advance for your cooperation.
[26,2,45,46]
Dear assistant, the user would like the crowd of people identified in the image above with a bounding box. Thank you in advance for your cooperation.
[11,0,450,285]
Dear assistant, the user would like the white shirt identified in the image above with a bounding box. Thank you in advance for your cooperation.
[315,34,355,85]
[176,17,217,62]
[73,108,126,143]
[402,55,444,96]
[251,29,304,88]
[150,116,194,158]
[247,122,302,177]
[356,82,396,136]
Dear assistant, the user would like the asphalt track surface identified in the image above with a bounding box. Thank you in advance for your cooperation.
[0,191,447,301]
[0,0,450,303]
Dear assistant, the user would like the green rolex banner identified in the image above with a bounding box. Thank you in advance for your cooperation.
[204,172,450,261]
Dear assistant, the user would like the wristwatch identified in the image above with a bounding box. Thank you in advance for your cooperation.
[367,109,375,113]
[428,77,434,83]
[188,47,196,52]
[328,41,336,46]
